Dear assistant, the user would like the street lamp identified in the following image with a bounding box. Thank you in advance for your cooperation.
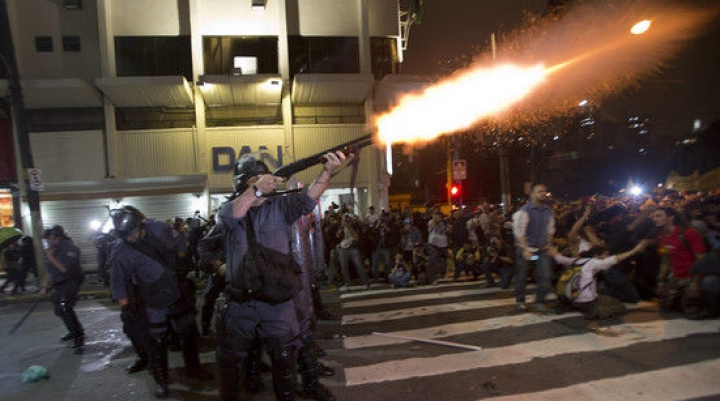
[631,20,652,35]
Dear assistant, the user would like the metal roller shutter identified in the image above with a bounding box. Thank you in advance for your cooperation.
[40,198,112,273]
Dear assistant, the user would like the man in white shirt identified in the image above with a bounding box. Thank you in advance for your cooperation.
[549,241,647,319]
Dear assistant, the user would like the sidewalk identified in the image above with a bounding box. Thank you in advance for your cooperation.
[0,274,112,306]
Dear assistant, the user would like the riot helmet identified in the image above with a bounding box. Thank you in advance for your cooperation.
[43,225,66,239]
[110,205,146,239]
[232,153,271,194]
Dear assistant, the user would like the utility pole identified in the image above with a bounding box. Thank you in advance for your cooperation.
[0,0,47,287]
[492,33,512,215]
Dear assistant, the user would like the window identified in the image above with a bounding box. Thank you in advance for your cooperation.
[203,36,278,75]
[62,36,81,52]
[288,36,359,78]
[115,36,192,80]
[35,36,53,52]
[370,37,400,80]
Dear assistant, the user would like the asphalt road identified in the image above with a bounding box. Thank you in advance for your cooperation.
[1,279,719,401]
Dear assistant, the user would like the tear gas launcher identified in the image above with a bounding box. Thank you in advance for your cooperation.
[272,133,374,179]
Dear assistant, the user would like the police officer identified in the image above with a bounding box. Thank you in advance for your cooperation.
[109,206,212,399]
[196,222,227,337]
[216,151,343,401]
[40,225,85,352]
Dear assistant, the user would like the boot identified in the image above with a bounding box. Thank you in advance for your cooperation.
[127,336,150,374]
[217,353,242,401]
[126,357,148,374]
[317,360,334,377]
[181,326,214,381]
[271,347,297,401]
[60,333,74,341]
[243,341,265,394]
[71,336,85,354]
[297,347,336,401]
[149,339,169,398]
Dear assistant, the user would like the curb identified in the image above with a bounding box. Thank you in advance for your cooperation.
[0,288,112,306]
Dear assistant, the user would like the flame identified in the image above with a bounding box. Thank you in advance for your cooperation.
[376,64,548,145]
[373,0,719,147]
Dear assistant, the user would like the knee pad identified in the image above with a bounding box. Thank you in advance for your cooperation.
[271,346,296,372]
[54,301,71,317]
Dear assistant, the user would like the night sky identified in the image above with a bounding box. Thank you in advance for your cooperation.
[400,0,720,139]
[393,0,720,201]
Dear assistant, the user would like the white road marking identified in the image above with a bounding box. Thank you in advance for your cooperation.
[343,319,720,385]
[487,359,720,401]
[343,302,655,349]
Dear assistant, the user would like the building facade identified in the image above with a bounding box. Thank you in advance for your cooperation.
[1,0,429,270]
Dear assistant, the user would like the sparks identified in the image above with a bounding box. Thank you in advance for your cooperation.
[376,64,548,145]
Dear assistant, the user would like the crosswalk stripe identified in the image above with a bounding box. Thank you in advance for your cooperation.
[341,286,504,308]
[343,318,720,385]
[339,280,486,300]
[342,297,518,325]
[487,359,720,401]
[342,301,656,349]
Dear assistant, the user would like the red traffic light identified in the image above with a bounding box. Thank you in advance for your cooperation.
[450,184,460,197]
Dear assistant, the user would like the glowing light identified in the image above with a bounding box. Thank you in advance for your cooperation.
[376,64,548,145]
[631,20,652,35]
[578,99,588,107]
[370,1,716,148]
[630,186,643,196]
[89,220,102,231]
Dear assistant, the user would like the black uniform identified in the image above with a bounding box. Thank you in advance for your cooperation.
[45,234,85,350]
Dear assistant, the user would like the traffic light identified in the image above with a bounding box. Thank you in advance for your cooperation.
[450,184,460,197]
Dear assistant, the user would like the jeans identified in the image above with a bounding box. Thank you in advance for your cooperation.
[482,261,512,288]
[701,276,720,313]
[338,247,368,286]
[425,244,447,283]
[597,268,640,303]
[514,248,552,304]
[371,247,393,280]
[389,271,411,287]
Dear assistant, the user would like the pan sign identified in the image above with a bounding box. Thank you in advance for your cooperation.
[27,168,44,191]
[212,145,283,173]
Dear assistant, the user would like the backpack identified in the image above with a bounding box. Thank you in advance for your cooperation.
[555,258,591,302]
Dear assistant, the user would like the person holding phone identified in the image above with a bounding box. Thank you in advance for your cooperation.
[512,184,556,313]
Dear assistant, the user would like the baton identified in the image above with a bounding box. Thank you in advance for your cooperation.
[9,295,45,335]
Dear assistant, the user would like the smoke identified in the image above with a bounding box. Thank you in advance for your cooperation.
[499,0,719,124]
[374,0,719,144]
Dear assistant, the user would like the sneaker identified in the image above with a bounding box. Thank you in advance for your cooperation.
[338,285,349,292]
[516,302,527,312]
[532,303,552,314]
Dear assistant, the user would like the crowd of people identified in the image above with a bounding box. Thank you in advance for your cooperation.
[318,184,720,321]
[2,172,719,400]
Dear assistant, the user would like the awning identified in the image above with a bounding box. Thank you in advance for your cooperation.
[95,76,194,108]
[291,73,374,105]
[198,74,283,107]
[0,78,102,109]
[374,74,435,112]
[38,174,207,199]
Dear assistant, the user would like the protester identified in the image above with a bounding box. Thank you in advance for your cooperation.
[512,183,556,313]
[549,241,647,319]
